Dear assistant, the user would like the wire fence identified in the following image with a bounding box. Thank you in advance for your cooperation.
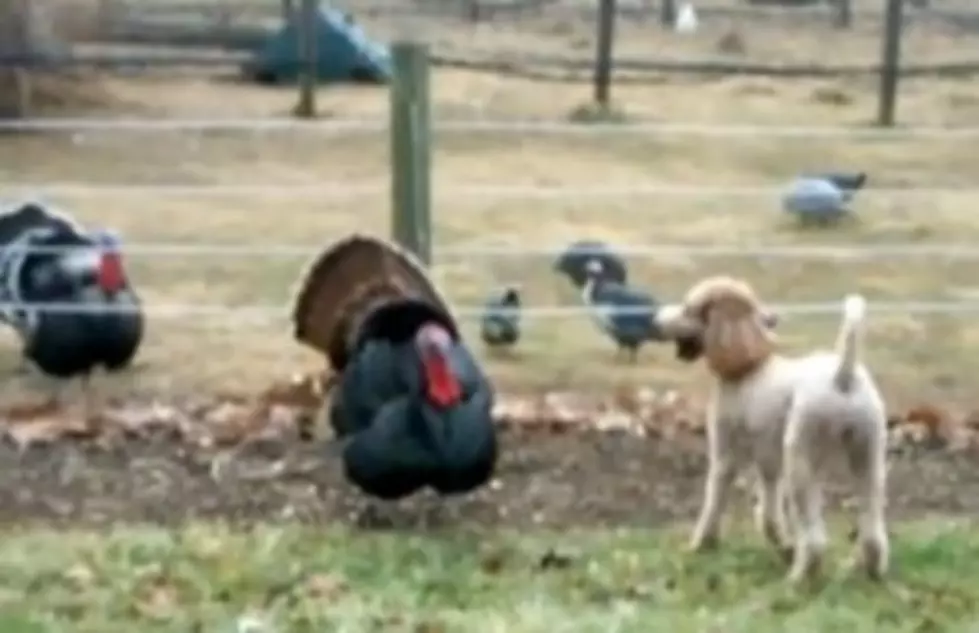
[5,182,979,199]
[7,300,979,321]
[6,118,979,138]
[10,242,979,260]
[7,1,979,326]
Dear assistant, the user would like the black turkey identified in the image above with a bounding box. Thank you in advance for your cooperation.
[291,234,497,507]
[0,201,144,414]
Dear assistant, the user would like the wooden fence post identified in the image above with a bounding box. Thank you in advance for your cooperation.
[294,0,317,118]
[594,0,616,106]
[877,0,905,127]
[833,0,852,29]
[390,42,432,265]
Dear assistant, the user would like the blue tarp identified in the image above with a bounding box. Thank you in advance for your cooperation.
[246,5,391,84]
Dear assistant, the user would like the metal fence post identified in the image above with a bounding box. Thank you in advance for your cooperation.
[594,0,617,106]
[660,0,676,27]
[389,42,432,265]
[294,0,317,118]
[877,0,905,127]
[833,0,852,28]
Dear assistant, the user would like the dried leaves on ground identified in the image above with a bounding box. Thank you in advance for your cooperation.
[3,373,978,453]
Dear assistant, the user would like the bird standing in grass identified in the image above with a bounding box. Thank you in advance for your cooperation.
[581,259,662,363]
[480,285,520,355]
[784,171,867,226]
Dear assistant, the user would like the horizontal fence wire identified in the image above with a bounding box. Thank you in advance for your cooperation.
[5,118,979,138]
[10,243,979,259]
[5,183,979,199]
[3,302,979,320]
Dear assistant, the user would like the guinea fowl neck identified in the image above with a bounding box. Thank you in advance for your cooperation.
[415,323,462,408]
[582,276,599,304]
[97,251,125,293]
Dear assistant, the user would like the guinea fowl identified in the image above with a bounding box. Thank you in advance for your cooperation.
[480,285,520,354]
[554,240,628,289]
[581,258,663,363]
[784,172,866,226]
[0,201,144,415]
[291,234,497,505]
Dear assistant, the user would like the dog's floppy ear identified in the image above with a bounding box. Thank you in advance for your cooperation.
[682,277,775,380]
[701,293,775,380]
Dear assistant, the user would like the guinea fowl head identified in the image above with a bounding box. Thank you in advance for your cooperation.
[501,285,520,306]
[414,322,462,408]
[581,258,605,302]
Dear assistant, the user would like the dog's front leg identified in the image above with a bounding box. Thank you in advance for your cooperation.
[690,414,738,552]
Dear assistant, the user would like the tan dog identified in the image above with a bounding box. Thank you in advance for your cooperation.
[655,276,889,583]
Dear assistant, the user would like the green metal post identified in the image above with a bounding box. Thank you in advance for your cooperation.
[294,0,317,119]
[877,0,905,127]
[389,41,432,265]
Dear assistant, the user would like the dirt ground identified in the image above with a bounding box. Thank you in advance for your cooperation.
[2,415,978,530]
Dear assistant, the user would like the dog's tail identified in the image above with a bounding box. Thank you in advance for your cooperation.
[833,294,866,392]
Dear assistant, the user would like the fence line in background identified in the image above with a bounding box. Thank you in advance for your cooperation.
[12,243,979,259]
[5,301,979,320]
[5,183,979,199]
[436,244,979,259]
[5,118,979,138]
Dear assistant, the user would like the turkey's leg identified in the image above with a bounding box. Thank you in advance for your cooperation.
[80,371,105,425]
[53,373,99,423]
[14,355,32,376]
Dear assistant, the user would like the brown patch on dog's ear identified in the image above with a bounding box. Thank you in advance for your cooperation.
[701,293,775,381]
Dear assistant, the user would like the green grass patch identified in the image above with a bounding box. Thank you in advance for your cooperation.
[1,519,977,632]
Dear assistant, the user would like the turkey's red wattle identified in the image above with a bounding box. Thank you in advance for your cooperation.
[421,350,462,408]
[98,252,125,293]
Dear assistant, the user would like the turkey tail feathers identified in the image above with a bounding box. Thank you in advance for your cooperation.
[0,200,83,247]
[291,233,457,372]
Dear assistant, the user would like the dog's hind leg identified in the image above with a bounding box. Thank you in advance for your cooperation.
[783,413,828,583]
[846,426,889,581]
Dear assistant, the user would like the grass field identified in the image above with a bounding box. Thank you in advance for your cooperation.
[3,68,979,413]
[2,519,977,632]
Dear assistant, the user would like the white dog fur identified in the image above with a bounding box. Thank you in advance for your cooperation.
[655,276,889,583]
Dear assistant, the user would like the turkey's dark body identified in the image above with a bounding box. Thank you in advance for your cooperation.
[25,306,143,378]
[329,300,498,501]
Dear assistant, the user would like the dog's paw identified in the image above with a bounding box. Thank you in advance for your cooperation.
[687,532,720,553]
[786,552,822,585]
[778,545,795,565]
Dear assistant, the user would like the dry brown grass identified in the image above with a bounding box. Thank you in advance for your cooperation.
[2,16,979,411]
